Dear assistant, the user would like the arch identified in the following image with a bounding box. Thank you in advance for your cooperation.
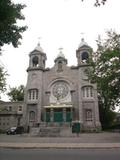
[57,61,63,72]
[81,52,89,61]
[29,111,35,121]
[32,56,39,67]
[47,77,74,92]
[85,109,93,121]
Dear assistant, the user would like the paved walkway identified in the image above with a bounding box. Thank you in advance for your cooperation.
[1,142,120,149]
[0,132,120,149]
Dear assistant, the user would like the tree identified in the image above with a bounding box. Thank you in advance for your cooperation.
[0,0,27,51]
[89,31,120,129]
[81,0,107,6]
[7,85,24,101]
[0,0,27,97]
[0,67,7,98]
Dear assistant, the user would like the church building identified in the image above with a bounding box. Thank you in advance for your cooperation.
[23,38,101,132]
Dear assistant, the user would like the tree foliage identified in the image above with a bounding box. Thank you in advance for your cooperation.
[94,31,120,107]
[0,0,26,98]
[0,67,7,97]
[0,0,27,50]
[89,31,120,129]
[81,0,107,6]
[7,85,24,101]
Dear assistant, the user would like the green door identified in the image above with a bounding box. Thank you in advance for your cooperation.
[66,111,71,122]
[54,108,63,122]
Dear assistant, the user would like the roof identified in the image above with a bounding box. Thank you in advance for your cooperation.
[57,52,65,58]
[56,47,65,59]
[34,43,44,52]
[78,38,88,48]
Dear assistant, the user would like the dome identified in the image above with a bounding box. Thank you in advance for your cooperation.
[78,38,88,48]
[34,43,44,52]
[57,47,65,58]
[57,52,65,58]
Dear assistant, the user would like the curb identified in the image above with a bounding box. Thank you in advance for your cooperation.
[1,143,120,149]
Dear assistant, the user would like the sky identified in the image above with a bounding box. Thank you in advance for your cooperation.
[0,0,120,101]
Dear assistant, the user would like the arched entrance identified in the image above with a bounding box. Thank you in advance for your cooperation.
[29,111,36,127]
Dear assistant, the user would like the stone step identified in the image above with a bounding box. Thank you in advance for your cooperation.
[30,127,40,136]
[30,126,73,137]
[39,127,60,137]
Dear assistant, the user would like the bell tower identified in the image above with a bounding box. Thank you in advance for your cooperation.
[28,42,47,71]
[76,38,92,66]
[24,42,47,128]
[54,48,67,72]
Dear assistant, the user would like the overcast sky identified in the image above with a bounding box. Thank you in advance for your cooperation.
[1,0,120,101]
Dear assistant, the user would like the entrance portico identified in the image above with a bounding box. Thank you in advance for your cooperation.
[44,104,73,124]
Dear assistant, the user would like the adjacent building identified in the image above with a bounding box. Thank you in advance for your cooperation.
[0,101,24,131]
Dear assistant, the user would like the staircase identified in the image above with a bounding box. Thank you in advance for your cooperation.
[29,123,73,137]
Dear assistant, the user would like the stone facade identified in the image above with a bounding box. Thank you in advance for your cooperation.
[23,39,101,132]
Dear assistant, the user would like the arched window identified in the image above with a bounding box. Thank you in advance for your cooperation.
[81,52,89,61]
[32,56,39,67]
[57,61,63,72]
[82,86,94,98]
[29,111,35,121]
[85,109,92,121]
[28,89,38,100]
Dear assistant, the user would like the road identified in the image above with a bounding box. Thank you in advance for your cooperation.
[0,149,120,160]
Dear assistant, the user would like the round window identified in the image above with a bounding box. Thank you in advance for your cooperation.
[52,81,69,100]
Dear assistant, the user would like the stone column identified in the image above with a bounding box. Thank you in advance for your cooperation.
[71,108,73,121]
[50,108,54,122]
[44,108,46,122]
[63,108,66,122]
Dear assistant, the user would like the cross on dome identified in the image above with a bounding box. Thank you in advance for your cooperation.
[34,37,44,52]
[57,47,65,58]
[78,37,88,48]
[59,47,63,53]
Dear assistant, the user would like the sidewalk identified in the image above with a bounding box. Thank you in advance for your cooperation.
[0,132,120,149]
[1,142,120,149]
